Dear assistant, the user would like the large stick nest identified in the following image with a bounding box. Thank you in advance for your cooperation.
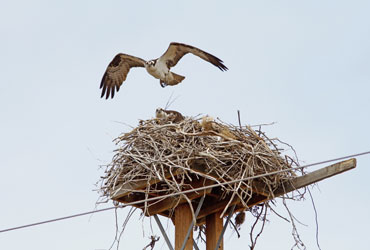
[99,110,301,211]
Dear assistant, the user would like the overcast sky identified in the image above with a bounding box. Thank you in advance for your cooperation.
[1,1,369,249]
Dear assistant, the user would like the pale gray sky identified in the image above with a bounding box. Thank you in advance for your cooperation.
[1,1,369,249]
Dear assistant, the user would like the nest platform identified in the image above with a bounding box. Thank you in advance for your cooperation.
[99,110,356,249]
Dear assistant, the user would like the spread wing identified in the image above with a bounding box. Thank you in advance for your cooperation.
[158,42,228,71]
[100,54,146,99]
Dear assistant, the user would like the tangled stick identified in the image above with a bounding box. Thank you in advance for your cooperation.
[98,111,310,249]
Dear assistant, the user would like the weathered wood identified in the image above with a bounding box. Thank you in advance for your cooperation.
[197,196,239,221]
[237,159,358,211]
[191,161,270,196]
[114,158,356,227]
[175,204,193,250]
[115,192,145,208]
[206,211,224,250]
[145,178,214,216]
[111,169,180,200]
[268,158,356,198]
[197,159,356,220]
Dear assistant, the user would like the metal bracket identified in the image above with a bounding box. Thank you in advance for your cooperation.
[180,195,206,250]
[154,214,174,250]
[214,204,236,250]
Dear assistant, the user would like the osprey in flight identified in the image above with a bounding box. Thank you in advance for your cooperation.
[100,42,228,99]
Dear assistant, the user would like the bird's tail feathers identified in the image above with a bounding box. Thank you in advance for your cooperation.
[166,72,185,86]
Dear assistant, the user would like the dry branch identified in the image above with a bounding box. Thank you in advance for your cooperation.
[97,110,327,249]
[99,112,302,214]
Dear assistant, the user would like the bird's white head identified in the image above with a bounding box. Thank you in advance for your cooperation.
[146,60,156,67]
[155,108,165,119]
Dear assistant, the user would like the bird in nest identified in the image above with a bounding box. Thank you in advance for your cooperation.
[100,42,228,99]
[155,108,184,123]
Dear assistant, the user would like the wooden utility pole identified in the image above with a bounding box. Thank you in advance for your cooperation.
[206,211,224,250]
[175,204,193,250]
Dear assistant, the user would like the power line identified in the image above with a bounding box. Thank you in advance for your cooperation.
[0,207,118,234]
[295,150,370,168]
[1,150,369,234]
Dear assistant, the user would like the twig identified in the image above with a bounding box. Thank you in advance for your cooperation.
[237,110,242,129]
[142,235,160,250]
[98,110,309,248]
[308,188,321,250]
[249,204,267,250]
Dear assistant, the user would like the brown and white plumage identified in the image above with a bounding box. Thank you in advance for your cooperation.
[158,42,228,71]
[100,42,228,99]
[100,54,145,99]
[155,108,184,123]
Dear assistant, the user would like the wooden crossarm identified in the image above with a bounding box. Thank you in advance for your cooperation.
[196,158,356,221]
[145,178,214,216]
[268,158,356,198]
[110,169,180,200]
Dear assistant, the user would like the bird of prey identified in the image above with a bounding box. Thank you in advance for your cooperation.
[100,42,228,99]
[155,108,184,123]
